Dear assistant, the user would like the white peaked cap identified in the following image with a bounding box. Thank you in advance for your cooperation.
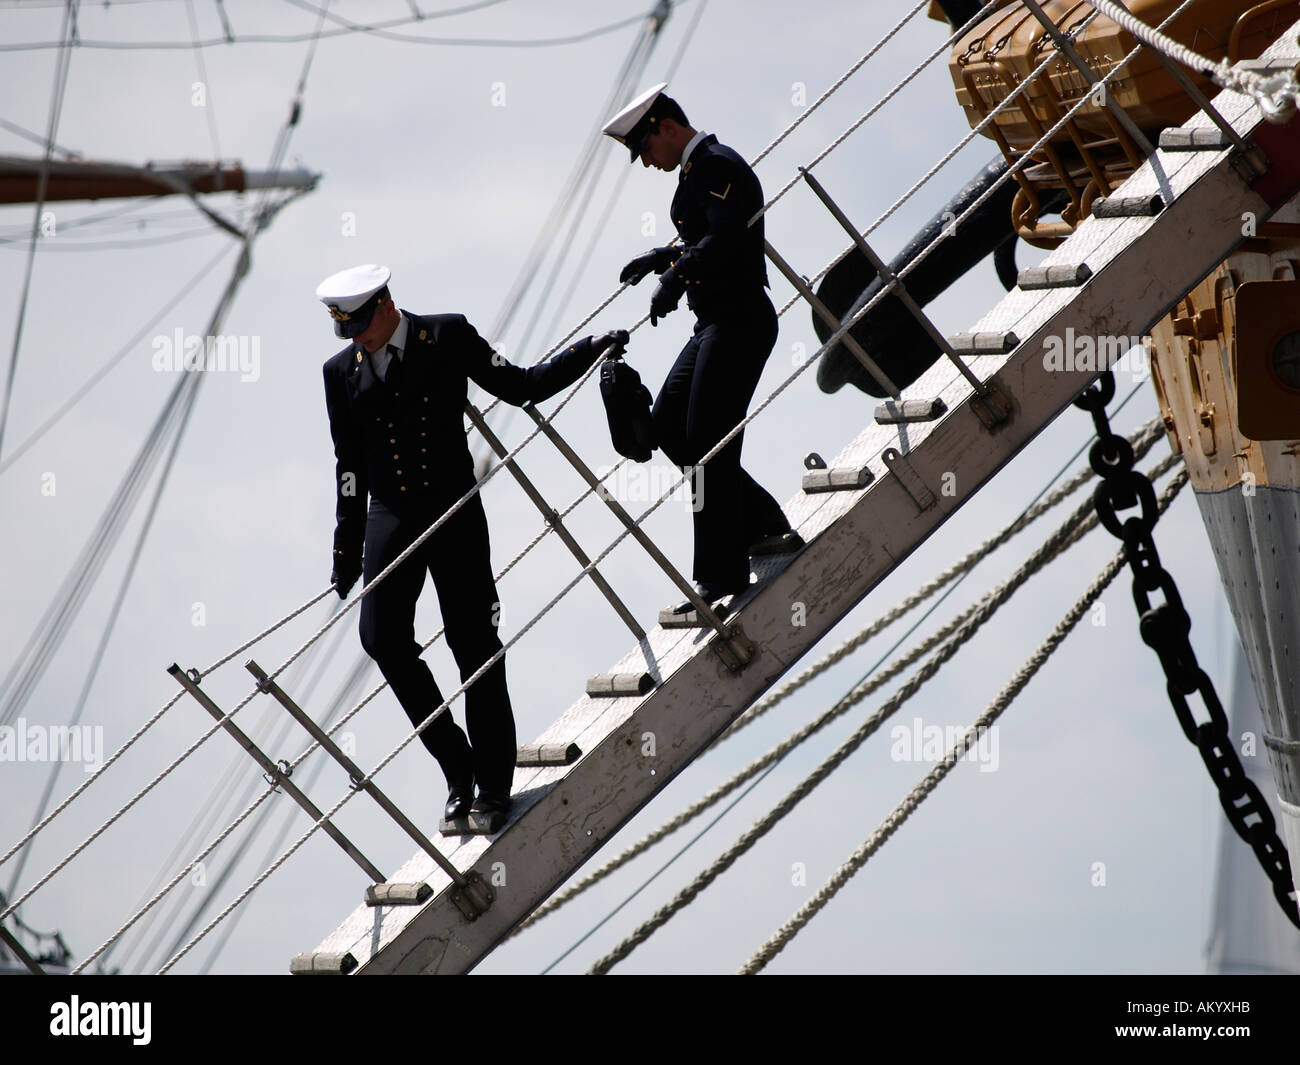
[601,82,669,143]
[315,264,391,311]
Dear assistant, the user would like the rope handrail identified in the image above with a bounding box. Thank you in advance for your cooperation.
[749,0,1012,236]
[737,466,1191,973]
[750,0,932,171]
[200,587,336,678]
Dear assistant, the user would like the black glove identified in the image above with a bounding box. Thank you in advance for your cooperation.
[619,246,678,286]
[649,274,683,326]
[590,329,630,360]
[331,554,361,599]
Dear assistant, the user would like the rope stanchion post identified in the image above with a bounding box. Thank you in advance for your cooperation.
[0,921,47,975]
[762,240,902,399]
[243,660,478,895]
[1021,0,1156,159]
[463,401,645,641]
[521,403,753,669]
[793,168,1009,426]
[167,664,387,885]
[768,9,1106,324]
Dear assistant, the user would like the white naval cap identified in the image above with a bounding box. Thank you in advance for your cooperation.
[602,82,670,161]
[316,263,391,338]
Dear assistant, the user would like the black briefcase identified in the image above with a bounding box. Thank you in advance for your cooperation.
[599,357,656,462]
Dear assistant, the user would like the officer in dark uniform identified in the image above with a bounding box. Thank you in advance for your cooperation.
[319,264,623,826]
[602,85,803,614]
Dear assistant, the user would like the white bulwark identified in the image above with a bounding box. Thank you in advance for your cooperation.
[303,34,1300,973]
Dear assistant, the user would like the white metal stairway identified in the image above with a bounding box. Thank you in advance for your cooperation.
[298,33,1300,974]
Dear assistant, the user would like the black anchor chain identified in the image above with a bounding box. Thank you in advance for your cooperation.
[1074,370,1299,929]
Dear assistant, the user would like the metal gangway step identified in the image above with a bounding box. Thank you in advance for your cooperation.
[297,35,1300,972]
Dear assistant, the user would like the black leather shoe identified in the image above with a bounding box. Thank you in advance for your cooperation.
[443,779,475,822]
[470,791,512,831]
[748,530,805,557]
[471,791,512,817]
[666,580,748,616]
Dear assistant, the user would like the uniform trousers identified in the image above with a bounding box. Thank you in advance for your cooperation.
[652,293,788,589]
[358,495,516,795]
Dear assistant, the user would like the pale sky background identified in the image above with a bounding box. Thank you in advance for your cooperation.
[0,0,1287,975]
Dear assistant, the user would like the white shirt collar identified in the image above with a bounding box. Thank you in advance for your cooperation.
[681,130,708,166]
[387,312,409,356]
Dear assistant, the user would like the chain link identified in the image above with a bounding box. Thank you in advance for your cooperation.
[1074,371,1300,928]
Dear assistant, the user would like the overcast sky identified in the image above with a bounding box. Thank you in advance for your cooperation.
[0,0,1290,975]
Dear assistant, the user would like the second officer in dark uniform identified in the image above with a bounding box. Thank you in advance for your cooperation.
[319,264,622,826]
[602,85,802,614]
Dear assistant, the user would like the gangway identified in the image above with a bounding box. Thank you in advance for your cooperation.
[288,16,1300,974]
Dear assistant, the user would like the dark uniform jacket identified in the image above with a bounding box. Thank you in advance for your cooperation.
[323,311,599,567]
[662,134,769,316]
